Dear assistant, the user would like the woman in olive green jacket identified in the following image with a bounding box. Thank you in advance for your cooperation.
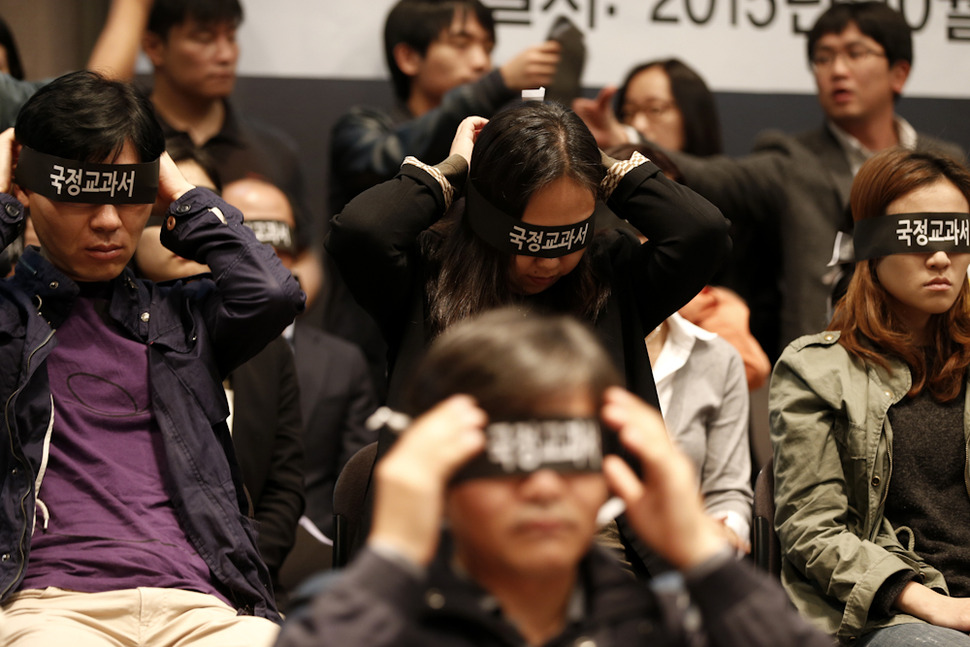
[770,148,970,646]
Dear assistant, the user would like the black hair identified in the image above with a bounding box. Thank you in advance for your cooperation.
[15,70,165,164]
[613,58,722,157]
[426,101,609,337]
[0,15,25,80]
[404,307,622,419]
[384,0,495,102]
[147,0,244,38]
[807,1,912,68]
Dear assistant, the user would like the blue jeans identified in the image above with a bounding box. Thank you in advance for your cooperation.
[857,622,970,646]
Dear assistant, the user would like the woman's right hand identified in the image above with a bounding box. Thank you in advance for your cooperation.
[895,582,970,631]
[449,116,489,167]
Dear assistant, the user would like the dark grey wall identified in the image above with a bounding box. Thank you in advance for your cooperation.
[229,75,970,229]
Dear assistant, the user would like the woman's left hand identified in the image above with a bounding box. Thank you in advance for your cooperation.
[449,116,489,166]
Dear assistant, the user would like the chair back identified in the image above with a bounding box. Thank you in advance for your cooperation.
[332,441,378,568]
[752,456,782,577]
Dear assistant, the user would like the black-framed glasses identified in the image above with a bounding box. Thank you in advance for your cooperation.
[810,44,887,70]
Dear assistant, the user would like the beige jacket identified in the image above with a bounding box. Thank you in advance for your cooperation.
[769,331,966,642]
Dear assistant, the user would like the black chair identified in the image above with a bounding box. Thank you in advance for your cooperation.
[752,456,782,577]
[332,441,378,568]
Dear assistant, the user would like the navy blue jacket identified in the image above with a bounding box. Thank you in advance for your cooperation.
[0,188,304,621]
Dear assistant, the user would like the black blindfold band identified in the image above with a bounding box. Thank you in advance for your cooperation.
[14,145,159,205]
[854,212,970,260]
[465,180,593,258]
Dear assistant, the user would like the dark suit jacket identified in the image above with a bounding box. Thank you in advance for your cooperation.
[292,321,378,538]
[229,335,306,588]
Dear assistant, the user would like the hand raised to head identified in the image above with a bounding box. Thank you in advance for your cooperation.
[0,128,18,195]
[369,395,487,566]
[601,387,728,570]
[155,151,197,211]
[571,86,629,149]
[449,116,489,167]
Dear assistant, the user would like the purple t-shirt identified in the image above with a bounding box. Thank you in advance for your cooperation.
[21,286,225,602]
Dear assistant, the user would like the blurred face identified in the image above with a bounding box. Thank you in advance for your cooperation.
[25,142,152,283]
[0,44,9,75]
[620,66,685,152]
[446,388,608,580]
[812,22,908,129]
[509,177,595,295]
[221,178,296,267]
[408,10,493,109]
[875,179,970,333]
[147,18,239,100]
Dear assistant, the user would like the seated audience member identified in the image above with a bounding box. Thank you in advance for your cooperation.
[646,312,752,554]
[133,150,306,606]
[328,103,729,573]
[0,70,304,644]
[222,177,379,539]
[771,149,970,645]
[275,308,832,647]
[325,0,563,397]
[0,0,152,130]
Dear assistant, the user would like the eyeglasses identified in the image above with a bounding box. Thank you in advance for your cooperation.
[810,44,887,71]
[620,99,677,123]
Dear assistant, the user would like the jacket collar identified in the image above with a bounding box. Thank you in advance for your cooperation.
[12,248,144,333]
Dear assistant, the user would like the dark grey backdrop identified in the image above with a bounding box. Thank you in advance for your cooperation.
[229,76,970,228]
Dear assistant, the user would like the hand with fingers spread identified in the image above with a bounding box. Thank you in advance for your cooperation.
[571,87,630,149]
[500,41,562,92]
[601,387,728,570]
[369,395,487,566]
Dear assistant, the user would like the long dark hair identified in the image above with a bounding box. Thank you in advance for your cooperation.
[426,102,609,337]
[829,148,970,402]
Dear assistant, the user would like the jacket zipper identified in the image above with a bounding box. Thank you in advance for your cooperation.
[1,327,56,598]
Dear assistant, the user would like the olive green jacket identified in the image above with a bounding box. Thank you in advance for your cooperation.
[769,331,962,643]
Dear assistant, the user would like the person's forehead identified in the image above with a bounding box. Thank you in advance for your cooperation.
[626,67,672,100]
[440,8,491,41]
[815,22,879,48]
[224,181,295,226]
[175,15,240,35]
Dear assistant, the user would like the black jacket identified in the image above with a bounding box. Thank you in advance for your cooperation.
[277,545,834,647]
[0,189,304,619]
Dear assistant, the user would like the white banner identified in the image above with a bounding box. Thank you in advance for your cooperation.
[236,0,970,98]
